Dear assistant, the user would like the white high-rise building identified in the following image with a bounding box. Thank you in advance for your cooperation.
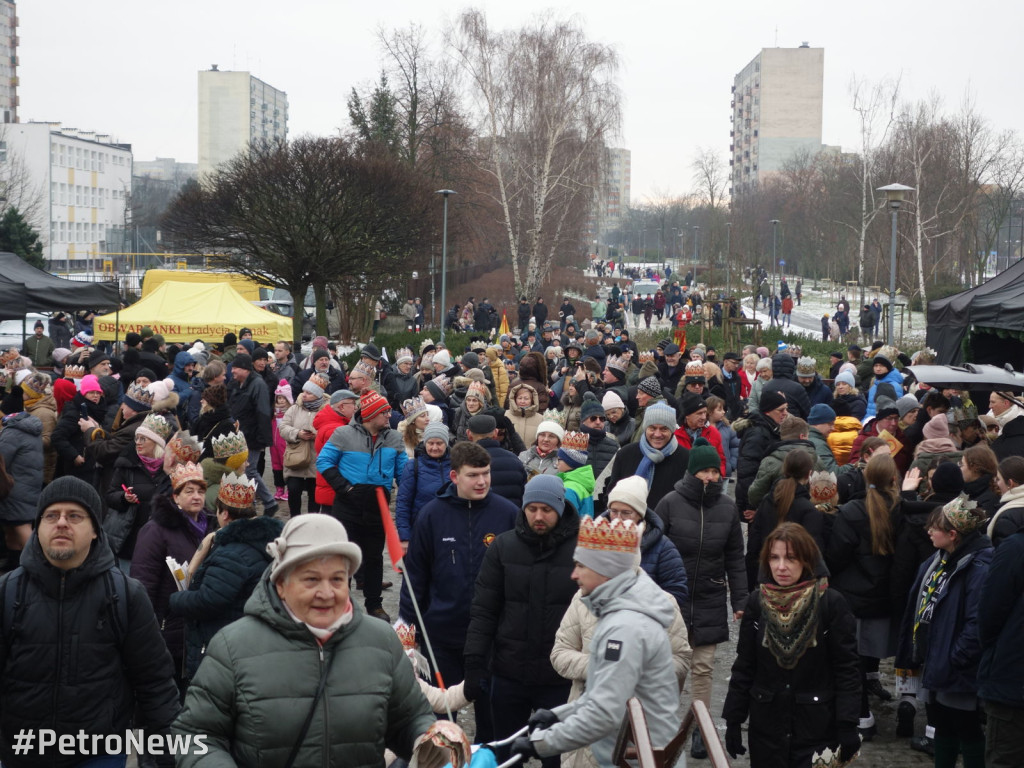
[0,1,17,125]
[1,122,132,269]
[730,44,824,197]
[198,67,288,178]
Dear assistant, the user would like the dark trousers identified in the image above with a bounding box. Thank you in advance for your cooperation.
[431,644,494,742]
[489,674,570,768]
[286,476,316,517]
[343,518,386,611]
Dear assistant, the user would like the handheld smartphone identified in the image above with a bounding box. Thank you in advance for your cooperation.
[79,404,89,420]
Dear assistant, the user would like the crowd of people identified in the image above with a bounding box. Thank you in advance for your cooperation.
[2,293,1024,768]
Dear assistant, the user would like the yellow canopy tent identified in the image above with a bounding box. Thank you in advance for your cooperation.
[93,281,293,344]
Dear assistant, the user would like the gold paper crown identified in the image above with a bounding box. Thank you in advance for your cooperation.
[606,354,629,373]
[402,396,427,418]
[167,430,203,464]
[217,471,257,508]
[429,374,452,395]
[212,431,248,459]
[65,365,85,379]
[395,622,417,650]
[685,360,706,375]
[310,372,330,391]
[577,517,639,553]
[395,347,414,362]
[942,493,985,533]
[352,361,376,380]
[170,461,206,491]
[419,351,435,370]
[638,350,655,364]
[140,413,175,442]
[562,430,590,452]
[419,338,435,355]
[808,471,839,504]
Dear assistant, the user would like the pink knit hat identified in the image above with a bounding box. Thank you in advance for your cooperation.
[922,413,949,440]
[274,379,294,405]
[80,374,103,394]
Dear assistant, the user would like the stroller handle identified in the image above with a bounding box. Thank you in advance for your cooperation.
[486,725,528,748]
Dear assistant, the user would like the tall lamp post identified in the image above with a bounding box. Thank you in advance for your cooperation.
[436,189,456,346]
[692,226,700,285]
[877,183,914,346]
[725,222,732,294]
[770,219,780,296]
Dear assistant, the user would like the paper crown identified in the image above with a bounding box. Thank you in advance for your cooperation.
[419,351,435,370]
[796,356,818,377]
[212,431,248,459]
[606,354,629,373]
[394,622,417,650]
[167,430,204,464]
[402,396,427,419]
[65,365,85,379]
[562,431,591,452]
[395,347,414,363]
[419,338,435,355]
[577,517,639,554]
[942,493,985,533]
[913,347,938,366]
[467,381,489,400]
[140,413,175,442]
[306,372,328,391]
[351,361,376,380]
[638,350,655,364]
[429,374,452,395]
[217,471,257,508]
[684,360,706,375]
[170,461,205,491]
[124,382,155,408]
[0,348,19,366]
[809,471,839,504]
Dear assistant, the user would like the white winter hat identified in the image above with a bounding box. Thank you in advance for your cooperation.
[607,475,649,515]
[535,420,565,443]
[432,350,452,368]
[268,515,363,583]
[602,391,626,410]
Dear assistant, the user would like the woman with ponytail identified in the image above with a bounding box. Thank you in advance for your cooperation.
[747,449,823,587]
[826,452,904,741]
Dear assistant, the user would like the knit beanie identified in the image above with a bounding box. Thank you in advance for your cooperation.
[807,404,837,425]
[873,354,894,373]
[638,377,662,398]
[580,392,605,422]
[422,422,451,445]
[922,413,949,440]
[360,391,390,421]
[574,517,640,579]
[930,462,965,497]
[522,475,566,517]
[834,370,856,389]
[35,476,104,532]
[302,380,325,399]
[252,346,269,362]
[425,375,451,403]
[460,351,480,370]
[759,390,787,415]
[875,396,899,420]
[238,338,255,355]
[122,382,154,412]
[687,437,720,475]
[275,379,294,405]
[607,475,649,516]
[602,391,625,411]
[432,349,452,368]
[897,395,921,419]
[535,420,565,443]
[642,403,677,431]
[80,374,103,395]
[680,391,706,418]
[232,353,253,371]
[557,431,590,469]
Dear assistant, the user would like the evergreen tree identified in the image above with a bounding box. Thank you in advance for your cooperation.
[0,207,45,270]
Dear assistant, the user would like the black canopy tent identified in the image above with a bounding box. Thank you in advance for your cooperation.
[926,259,1024,367]
[0,252,120,317]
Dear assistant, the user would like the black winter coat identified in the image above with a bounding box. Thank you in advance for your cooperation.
[104,447,173,558]
[735,412,781,513]
[132,495,214,666]
[168,515,283,680]
[0,530,180,768]
[963,473,1000,518]
[51,393,107,481]
[583,426,618,479]
[597,440,690,515]
[655,473,747,646]
[993,414,1024,462]
[0,412,42,525]
[722,585,861,767]
[464,509,579,686]
[761,354,811,419]
[891,491,957,621]
[229,373,272,450]
[748,483,824,587]
[191,404,237,461]
[825,496,903,618]
[477,438,528,509]
[978,529,1024,707]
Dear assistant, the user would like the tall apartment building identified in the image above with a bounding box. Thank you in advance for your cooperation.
[586,146,631,248]
[1,122,131,268]
[198,67,288,178]
[0,1,16,124]
[730,44,824,197]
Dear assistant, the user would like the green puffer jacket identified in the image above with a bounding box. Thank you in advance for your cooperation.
[172,572,435,768]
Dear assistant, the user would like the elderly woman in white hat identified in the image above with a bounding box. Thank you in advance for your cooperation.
[173,515,435,768]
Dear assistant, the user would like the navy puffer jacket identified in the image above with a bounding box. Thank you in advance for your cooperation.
[394,445,451,541]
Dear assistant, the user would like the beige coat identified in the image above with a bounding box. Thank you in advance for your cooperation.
[550,589,692,768]
[279,400,318,478]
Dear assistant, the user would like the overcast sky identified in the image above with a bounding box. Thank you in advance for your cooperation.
[18,0,1019,202]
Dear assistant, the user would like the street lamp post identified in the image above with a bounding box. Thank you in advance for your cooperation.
[877,183,914,346]
[770,220,780,297]
[692,226,700,285]
[725,222,732,294]
[436,189,456,346]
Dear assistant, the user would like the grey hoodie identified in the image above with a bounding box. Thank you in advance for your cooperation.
[533,569,681,767]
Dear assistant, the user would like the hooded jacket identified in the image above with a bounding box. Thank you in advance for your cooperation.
[747,439,821,509]
[800,374,834,408]
[0,528,180,768]
[520,445,560,479]
[398,484,518,649]
[464,507,580,685]
[24,393,58,483]
[0,412,43,525]
[827,415,863,466]
[394,444,451,541]
[168,515,284,679]
[761,355,811,419]
[170,350,195,421]
[172,572,435,768]
[228,371,272,451]
[655,473,747,646]
[865,367,904,420]
[532,570,681,767]
[559,463,595,518]
[509,351,550,412]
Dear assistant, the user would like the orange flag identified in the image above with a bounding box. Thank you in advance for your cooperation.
[499,310,510,336]
[376,487,405,573]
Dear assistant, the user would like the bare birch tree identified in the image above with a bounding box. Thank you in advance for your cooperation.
[449,9,621,299]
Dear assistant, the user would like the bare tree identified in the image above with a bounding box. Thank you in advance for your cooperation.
[450,9,622,300]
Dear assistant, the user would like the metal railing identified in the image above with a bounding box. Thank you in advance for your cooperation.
[612,697,731,768]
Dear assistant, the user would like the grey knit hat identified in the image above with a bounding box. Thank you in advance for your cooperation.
[641,403,677,431]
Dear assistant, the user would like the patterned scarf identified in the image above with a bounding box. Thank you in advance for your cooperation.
[759,577,827,670]
[635,433,677,489]
[913,553,949,655]
[302,394,326,412]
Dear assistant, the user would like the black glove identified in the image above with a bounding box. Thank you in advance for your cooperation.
[725,723,746,759]
[463,656,486,702]
[510,737,539,762]
[528,709,559,731]
[838,727,861,763]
